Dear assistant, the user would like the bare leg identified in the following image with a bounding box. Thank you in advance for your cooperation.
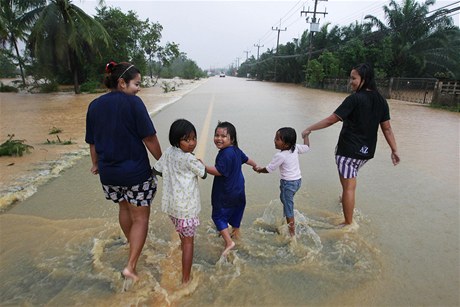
[231,227,241,240]
[118,201,132,242]
[339,175,357,225]
[286,217,295,236]
[180,235,194,284]
[220,228,235,257]
[122,203,150,282]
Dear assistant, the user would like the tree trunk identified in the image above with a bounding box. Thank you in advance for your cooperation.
[73,68,80,94]
[12,38,26,86]
[68,49,80,94]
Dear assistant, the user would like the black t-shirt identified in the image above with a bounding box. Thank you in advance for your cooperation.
[333,90,390,159]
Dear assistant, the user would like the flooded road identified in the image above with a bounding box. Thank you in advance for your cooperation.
[0,76,458,306]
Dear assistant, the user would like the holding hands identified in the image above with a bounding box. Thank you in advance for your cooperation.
[253,165,266,173]
[301,129,311,138]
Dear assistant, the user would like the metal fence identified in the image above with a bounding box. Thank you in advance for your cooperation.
[388,78,438,104]
[322,77,458,107]
[432,81,460,107]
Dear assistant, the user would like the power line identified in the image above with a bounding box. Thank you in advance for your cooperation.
[243,3,458,68]
[243,0,458,70]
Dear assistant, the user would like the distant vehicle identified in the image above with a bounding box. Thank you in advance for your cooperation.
[219,72,225,77]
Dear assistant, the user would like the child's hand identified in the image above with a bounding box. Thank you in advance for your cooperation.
[253,166,264,173]
[301,129,311,138]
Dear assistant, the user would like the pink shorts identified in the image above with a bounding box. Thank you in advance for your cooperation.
[169,216,200,237]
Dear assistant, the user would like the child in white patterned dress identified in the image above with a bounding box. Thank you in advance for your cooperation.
[153,119,207,285]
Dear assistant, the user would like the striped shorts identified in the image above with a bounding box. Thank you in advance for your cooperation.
[335,155,368,179]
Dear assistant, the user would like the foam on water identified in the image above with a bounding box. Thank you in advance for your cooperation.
[0,148,89,211]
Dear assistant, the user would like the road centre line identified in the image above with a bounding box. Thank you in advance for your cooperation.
[195,93,214,160]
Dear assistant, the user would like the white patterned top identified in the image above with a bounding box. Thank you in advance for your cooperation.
[154,146,206,219]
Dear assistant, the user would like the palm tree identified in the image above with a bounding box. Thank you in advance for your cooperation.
[0,0,46,86]
[28,0,110,93]
[364,0,458,77]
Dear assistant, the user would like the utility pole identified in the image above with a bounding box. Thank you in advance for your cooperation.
[254,43,264,60]
[301,0,328,83]
[301,0,328,61]
[243,50,250,60]
[272,26,287,55]
[272,25,287,82]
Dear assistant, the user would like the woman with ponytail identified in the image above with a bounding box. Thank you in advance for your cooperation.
[86,61,162,285]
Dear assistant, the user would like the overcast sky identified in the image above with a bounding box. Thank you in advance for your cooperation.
[77,0,459,70]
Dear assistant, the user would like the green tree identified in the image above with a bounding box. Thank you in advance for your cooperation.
[28,0,110,93]
[164,53,205,79]
[95,6,145,64]
[365,0,459,77]
[275,41,304,83]
[150,42,180,84]
[306,59,324,87]
[0,50,17,77]
[95,6,179,84]
[0,0,45,85]
[141,21,163,79]
[319,51,340,78]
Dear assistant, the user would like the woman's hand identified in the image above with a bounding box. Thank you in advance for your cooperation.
[91,164,99,175]
[391,151,400,166]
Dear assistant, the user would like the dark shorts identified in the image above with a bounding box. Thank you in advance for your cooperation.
[102,176,157,207]
[212,204,246,231]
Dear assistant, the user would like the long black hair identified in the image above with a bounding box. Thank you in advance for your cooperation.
[353,63,377,91]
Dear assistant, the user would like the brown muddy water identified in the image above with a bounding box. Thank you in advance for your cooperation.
[0,76,458,306]
[0,78,199,208]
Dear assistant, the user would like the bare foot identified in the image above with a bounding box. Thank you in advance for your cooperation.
[122,267,139,283]
[221,241,236,257]
[337,221,359,231]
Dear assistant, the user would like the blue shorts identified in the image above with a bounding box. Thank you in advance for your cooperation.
[280,179,301,218]
[102,176,157,207]
[212,205,246,231]
[335,155,368,179]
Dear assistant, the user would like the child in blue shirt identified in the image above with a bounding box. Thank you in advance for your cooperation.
[205,121,257,257]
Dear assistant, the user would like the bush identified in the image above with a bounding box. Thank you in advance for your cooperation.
[80,80,104,93]
[39,82,59,93]
[161,81,176,93]
[49,127,63,134]
[0,134,34,156]
[0,83,19,93]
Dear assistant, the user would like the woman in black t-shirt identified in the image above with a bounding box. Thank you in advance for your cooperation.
[302,63,400,227]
